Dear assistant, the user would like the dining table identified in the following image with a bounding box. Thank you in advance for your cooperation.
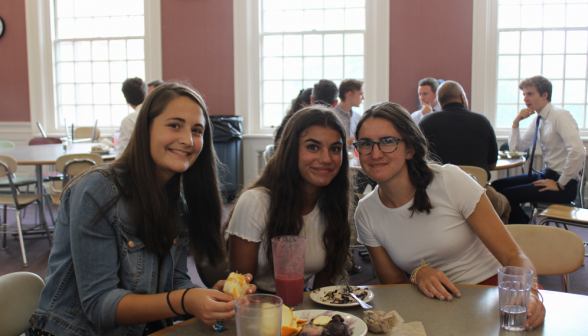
[151,284,588,336]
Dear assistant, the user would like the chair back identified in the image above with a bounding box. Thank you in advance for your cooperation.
[29,137,62,146]
[56,153,103,176]
[74,126,100,142]
[506,224,585,275]
[0,140,15,149]
[0,272,45,336]
[0,155,17,177]
[458,165,488,186]
[37,122,47,138]
[263,144,275,165]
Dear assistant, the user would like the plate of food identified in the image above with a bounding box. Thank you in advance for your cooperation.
[294,310,367,336]
[310,285,374,307]
[91,145,111,155]
[498,151,526,159]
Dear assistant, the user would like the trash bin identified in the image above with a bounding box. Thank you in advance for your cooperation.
[210,115,243,202]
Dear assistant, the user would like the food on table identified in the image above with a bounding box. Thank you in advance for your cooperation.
[318,286,370,304]
[311,315,332,326]
[280,305,306,336]
[298,325,324,336]
[222,272,248,299]
[363,310,404,333]
[323,315,350,336]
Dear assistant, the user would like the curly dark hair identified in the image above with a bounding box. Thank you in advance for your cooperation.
[312,80,339,106]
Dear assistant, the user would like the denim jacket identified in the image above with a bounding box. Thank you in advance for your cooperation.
[31,166,197,336]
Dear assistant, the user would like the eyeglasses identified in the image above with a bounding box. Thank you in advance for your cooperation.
[353,137,405,155]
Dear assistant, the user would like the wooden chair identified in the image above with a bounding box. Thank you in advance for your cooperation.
[0,155,51,266]
[458,165,488,186]
[506,224,585,292]
[74,122,100,142]
[538,204,588,257]
[263,144,275,165]
[0,272,45,336]
[49,153,103,205]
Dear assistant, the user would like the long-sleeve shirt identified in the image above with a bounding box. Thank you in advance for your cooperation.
[509,103,584,186]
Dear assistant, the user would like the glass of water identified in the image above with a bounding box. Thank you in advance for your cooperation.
[235,294,282,336]
[498,266,534,332]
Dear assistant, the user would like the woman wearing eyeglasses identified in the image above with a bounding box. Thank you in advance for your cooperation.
[353,102,545,331]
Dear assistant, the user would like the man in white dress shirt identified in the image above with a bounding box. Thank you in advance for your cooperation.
[492,76,585,224]
[116,77,147,159]
[411,77,442,124]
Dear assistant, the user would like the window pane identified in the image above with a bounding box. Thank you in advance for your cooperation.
[75,62,92,82]
[499,31,520,54]
[304,35,323,56]
[264,81,283,103]
[56,0,74,18]
[284,81,303,103]
[263,104,284,127]
[75,18,93,38]
[498,56,519,79]
[93,17,112,37]
[498,5,520,29]
[324,56,343,78]
[520,55,541,78]
[58,19,75,39]
[551,79,564,104]
[324,34,343,55]
[58,63,75,83]
[497,80,519,103]
[264,58,283,80]
[59,106,76,126]
[58,42,74,62]
[324,0,340,8]
[127,0,144,15]
[543,4,566,28]
[543,31,565,54]
[76,84,93,104]
[564,80,586,103]
[346,0,365,8]
[304,0,323,9]
[567,31,588,54]
[128,16,144,36]
[543,55,564,78]
[264,0,285,11]
[109,40,127,60]
[112,105,130,126]
[304,10,324,31]
[128,61,145,79]
[565,55,587,78]
[264,35,283,57]
[324,9,344,30]
[74,0,94,17]
[127,39,144,59]
[110,16,129,37]
[93,84,110,104]
[345,8,365,30]
[567,4,588,28]
[345,34,363,55]
[497,105,518,128]
[520,5,542,28]
[92,41,109,61]
[110,61,128,83]
[59,85,76,105]
[111,84,127,104]
[284,10,304,32]
[284,35,302,56]
[93,62,109,82]
[264,11,285,32]
[304,57,323,79]
[75,41,92,61]
[95,105,112,127]
[283,57,302,79]
[304,80,316,88]
[345,56,363,78]
[520,31,541,54]
[564,105,585,127]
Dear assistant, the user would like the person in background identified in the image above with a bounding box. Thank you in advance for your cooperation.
[30,83,256,335]
[419,81,510,224]
[492,75,584,224]
[334,79,364,147]
[274,88,312,148]
[225,106,350,294]
[353,102,545,331]
[411,77,441,124]
[147,79,165,94]
[117,78,147,159]
[311,79,339,108]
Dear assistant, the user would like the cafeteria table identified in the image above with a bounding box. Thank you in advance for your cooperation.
[152,284,588,336]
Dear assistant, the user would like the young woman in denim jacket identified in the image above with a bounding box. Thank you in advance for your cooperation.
[30,84,255,336]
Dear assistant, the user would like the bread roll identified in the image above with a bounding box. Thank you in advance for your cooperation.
[222,272,248,299]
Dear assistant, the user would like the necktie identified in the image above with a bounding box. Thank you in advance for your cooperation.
[528,115,542,175]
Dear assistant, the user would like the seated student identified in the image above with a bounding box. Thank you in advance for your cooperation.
[226,106,351,293]
[147,79,165,93]
[274,88,312,148]
[353,102,545,331]
[117,77,148,159]
[333,79,364,147]
[30,84,255,335]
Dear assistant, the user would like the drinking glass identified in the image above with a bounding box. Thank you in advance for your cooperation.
[235,294,282,336]
[498,266,534,332]
[272,235,306,306]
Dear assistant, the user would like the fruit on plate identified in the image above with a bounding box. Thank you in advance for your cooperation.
[222,272,248,299]
[280,305,305,336]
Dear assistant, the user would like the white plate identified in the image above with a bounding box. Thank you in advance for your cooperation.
[498,151,525,159]
[310,286,374,307]
[91,149,110,155]
[293,310,367,336]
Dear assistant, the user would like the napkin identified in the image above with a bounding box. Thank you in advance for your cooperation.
[390,322,427,336]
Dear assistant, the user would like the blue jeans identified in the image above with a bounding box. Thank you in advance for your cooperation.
[492,169,578,224]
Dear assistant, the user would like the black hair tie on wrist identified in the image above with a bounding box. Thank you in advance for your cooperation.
[167,291,181,316]
[181,288,192,315]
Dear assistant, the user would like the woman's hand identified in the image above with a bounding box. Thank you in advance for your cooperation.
[524,290,545,331]
[183,288,235,326]
[415,267,461,301]
[212,273,257,295]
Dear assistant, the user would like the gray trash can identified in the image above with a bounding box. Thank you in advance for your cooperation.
[210,115,243,202]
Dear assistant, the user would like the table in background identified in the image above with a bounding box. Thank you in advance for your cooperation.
[152,284,588,336]
[494,156,525,173]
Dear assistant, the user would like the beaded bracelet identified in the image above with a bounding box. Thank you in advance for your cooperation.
[410,259,431,285]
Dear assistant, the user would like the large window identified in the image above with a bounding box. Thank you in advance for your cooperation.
[53,0,146,129]
[260,0,366,128]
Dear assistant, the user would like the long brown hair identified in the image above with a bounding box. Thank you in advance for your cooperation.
[226,106,351,281]
[70,83,224,265]
[355,102,436,216]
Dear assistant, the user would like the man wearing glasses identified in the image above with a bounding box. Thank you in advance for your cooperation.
[418,81,510,224]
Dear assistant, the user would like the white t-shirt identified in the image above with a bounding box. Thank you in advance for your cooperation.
[116,104,141,159]
[226,188,328,292]
[355,164,502,284]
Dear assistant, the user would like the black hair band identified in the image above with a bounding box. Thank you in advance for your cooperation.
[167,291,181,316]
[181,288,192,315]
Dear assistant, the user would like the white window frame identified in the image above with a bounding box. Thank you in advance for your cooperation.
[472,0,588,138]
[233,0,390,135]
[25,0,162,137]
